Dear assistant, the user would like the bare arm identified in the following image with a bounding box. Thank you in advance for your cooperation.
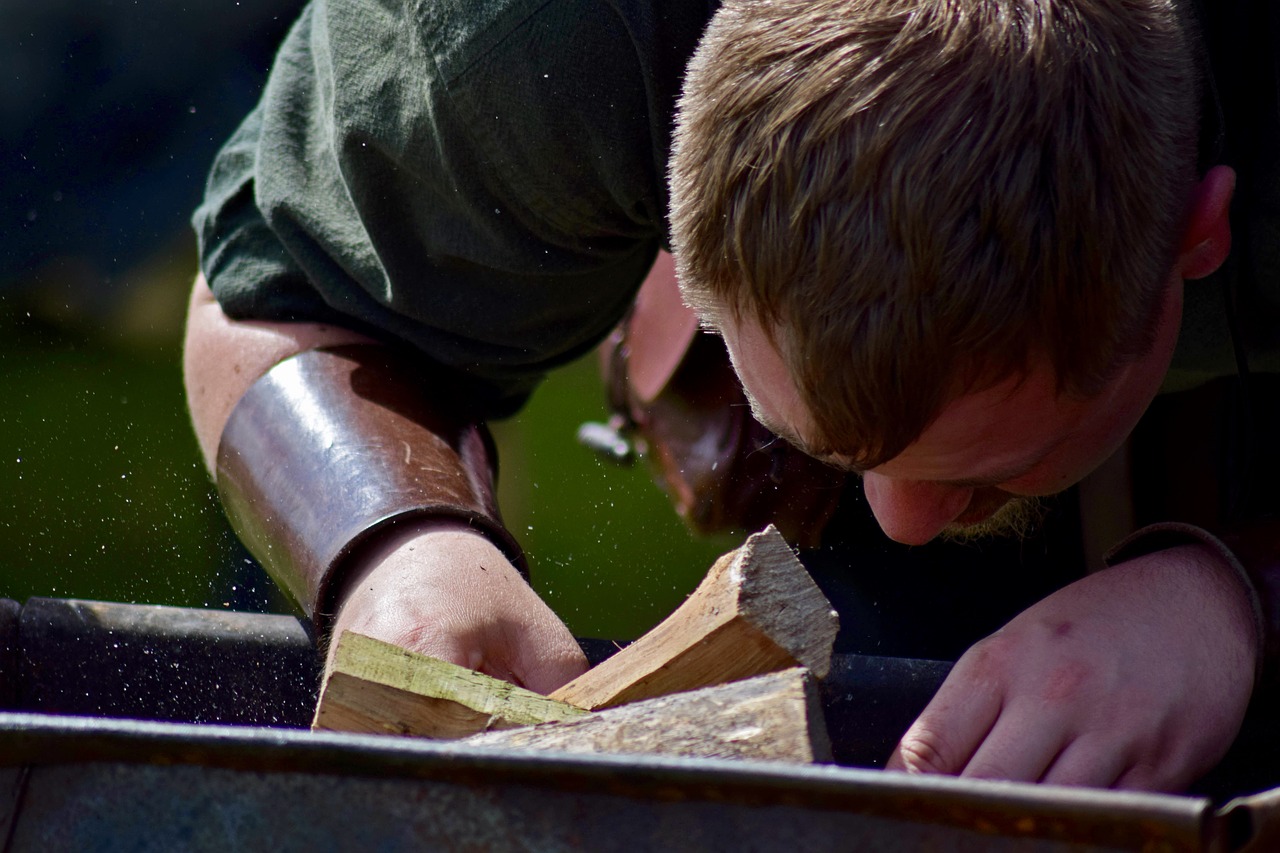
[182,275,587,691]
[183,273,374,473]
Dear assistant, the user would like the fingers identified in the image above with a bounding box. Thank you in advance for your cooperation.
[1042,734,1194,792]
[886,638,1141,787]
[883,549,1258,792]
[1038,736,1130,789]
[326,524,587,693]
[502,600,589,694]
[894,704,1144,788]
[886,673,1001,775]
[892,693,1071,785]
[960,711,1068,783]
[889,686,1191,790]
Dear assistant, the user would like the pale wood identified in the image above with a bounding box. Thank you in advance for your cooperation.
[312,526,839,740]
[466,667,831,764]
[312,632,588,737]
[549,525,839,710]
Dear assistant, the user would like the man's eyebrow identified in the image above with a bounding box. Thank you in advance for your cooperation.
[935,431,1080,488]
[931,468,1030,488]
[741,396,861,469]
[746,394,1049,487]
[794,441,1045,487]
[924,447,1067,488]
[739,394,813,453]
[814,454,868,476]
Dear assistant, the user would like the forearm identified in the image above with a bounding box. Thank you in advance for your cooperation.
[181,274,522,626]
[183,273,374,474]
[181,275,584,688]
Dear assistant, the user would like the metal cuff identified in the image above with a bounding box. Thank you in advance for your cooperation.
[215,345,526,633]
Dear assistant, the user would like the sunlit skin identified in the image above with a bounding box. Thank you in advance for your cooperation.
[694,166,1256,792]
[716,272,1183,546]
[714,164,1239,548]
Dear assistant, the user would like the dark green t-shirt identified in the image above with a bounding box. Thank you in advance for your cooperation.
[194,0,716,415]
[195,0,1280,408]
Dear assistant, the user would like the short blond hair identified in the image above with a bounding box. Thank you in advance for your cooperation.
[670,0,1199,467]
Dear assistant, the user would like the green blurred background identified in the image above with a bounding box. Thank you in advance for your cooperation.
[0,247,730,641]
[2,1,731,642]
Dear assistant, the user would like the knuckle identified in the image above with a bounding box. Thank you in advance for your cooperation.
[895,728,958,775]
[387,624,467,664]
[963,632,1016,676]
[1039,659,1092,703]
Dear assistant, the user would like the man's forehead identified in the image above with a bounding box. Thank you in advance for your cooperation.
[721,298,1097,462]
[720,313,812,426]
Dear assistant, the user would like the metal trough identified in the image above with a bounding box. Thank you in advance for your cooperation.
[2,598,1280,851]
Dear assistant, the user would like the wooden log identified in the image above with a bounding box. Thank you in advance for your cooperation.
[312,632,588,737]
[549,525,839,710]
[465,667,831,764]
[312,526,839,739]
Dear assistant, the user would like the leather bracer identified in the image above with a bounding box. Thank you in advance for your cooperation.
[215,345,524,632]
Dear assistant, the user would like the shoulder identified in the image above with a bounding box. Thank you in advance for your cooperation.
[418,0,720,239]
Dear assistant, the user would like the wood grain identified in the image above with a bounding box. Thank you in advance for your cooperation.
[549,525,838,710]
[466,667,831,763]
[313,632,588,737]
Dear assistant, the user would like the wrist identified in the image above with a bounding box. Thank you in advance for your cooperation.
[332,520,519,613]
[215,345,525,638]
[1105,523,1264,685]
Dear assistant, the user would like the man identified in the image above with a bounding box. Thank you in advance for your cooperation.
[185,0,1280,791]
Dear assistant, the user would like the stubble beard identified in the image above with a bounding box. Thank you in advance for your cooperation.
[939,496,1047,544]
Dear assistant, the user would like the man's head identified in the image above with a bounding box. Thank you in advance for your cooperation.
[668,0,1231,542]
[670,0,1201,468]
[718,263,1178,544]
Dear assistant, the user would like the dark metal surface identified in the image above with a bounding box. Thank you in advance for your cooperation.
[0,766,26,852]
[2,598,1280,849]
[820,653,953,768]
[0,600,18,711]
[3,596,1279,806]
[0,600,952,766]
[0,713,1228,852]
[4,597,319,727]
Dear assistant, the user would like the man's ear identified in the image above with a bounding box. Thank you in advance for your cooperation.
[1178,165,1236,280]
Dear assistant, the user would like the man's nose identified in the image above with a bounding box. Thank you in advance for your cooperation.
[861,472,973,545]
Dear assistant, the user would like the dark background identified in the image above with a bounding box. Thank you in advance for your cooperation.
[0,0,726,642]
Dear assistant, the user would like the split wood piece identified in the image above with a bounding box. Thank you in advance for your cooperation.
[312,632,588,737]
[549,525,839,711]
[466,667,832,764]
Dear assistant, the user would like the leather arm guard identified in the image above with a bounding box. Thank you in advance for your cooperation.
[215,345,525,633]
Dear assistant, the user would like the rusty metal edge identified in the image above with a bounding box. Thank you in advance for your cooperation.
[0,711,1226,851]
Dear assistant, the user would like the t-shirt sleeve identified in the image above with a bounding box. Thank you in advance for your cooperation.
[193,0,684,415]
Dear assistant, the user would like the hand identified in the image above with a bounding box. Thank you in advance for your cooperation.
[886,544,1258,791]
[327,521,589,694]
